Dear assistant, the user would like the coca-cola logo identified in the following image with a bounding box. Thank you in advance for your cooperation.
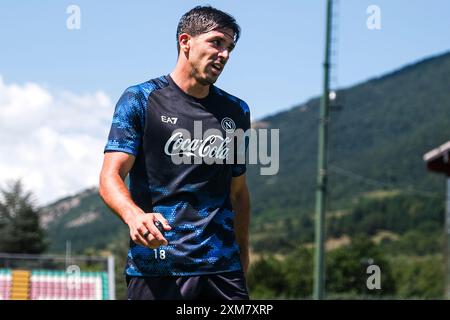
[161,120,281,175]
[164,131,232,160]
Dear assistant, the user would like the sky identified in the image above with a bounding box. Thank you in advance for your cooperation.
[1,0,450,205]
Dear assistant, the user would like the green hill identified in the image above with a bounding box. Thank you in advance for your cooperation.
[248,50,450,219]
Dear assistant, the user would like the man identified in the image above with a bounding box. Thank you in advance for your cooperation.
[99,6,251,300]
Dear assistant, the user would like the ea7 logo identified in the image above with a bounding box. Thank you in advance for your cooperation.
[161,116,178,124]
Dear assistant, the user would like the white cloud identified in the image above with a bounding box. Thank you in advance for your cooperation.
[0,75,114,206]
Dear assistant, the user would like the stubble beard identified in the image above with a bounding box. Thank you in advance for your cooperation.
[191,65,218,86]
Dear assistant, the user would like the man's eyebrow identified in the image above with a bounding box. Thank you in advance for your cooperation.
[209,28,235,41]
[210,35,236,50]
[221,30,235,41]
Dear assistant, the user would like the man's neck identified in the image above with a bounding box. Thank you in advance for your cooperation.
[170,65,210,99]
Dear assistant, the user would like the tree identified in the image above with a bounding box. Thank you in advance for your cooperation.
[326,234,396,298]
[282,247,314,298]
[0,180,47,253]
[247,255,286,298]
[391,254,444,299]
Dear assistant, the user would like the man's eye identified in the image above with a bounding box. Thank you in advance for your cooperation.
[211,40,221,46]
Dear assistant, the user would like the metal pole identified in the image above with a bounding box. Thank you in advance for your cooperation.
[107,255,116,300]
[314,0,333,300]
[65,240,71,269]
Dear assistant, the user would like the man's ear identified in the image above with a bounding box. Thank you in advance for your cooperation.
[179,33,191,53]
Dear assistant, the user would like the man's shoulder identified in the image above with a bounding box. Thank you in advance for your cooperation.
[124,75,170,98]
[213,86,250,116]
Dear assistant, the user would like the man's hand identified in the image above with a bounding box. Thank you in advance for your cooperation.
[99,152,172,249]
[127,212,172,249]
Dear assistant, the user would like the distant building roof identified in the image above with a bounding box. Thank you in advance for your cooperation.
[423,141,450,176]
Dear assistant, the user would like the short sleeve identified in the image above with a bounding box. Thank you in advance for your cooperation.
[104,86,147,156]
[231,100,251,177]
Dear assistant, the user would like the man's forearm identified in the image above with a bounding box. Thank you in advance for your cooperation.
[232,187,251,268]
[99,172,143,225]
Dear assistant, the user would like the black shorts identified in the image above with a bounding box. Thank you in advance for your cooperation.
[126,270,250,300]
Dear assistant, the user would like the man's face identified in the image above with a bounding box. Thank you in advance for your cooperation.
[184,28,236,86]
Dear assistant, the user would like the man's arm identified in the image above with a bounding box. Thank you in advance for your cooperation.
[99,152,171,248]
[230,174,251,275]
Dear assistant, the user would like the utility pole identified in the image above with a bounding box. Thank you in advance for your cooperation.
[65,240,71,269]
[314,0,333,300]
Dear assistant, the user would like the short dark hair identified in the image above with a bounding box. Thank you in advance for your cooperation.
[176,5,241,53]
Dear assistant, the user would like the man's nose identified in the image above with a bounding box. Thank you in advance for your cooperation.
[218,48,230,62]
